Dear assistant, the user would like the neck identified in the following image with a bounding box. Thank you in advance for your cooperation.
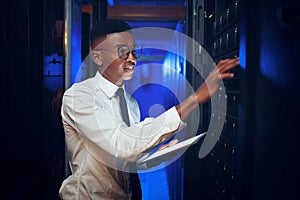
[98,70,124,87]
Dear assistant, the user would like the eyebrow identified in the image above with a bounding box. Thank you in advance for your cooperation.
[115,44,137,48]
[93,43,138,51]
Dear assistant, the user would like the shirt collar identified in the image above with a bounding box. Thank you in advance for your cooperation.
[95,71,124,99]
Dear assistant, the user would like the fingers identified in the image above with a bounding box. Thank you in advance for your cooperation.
[157,144,168,151]
[216,57,239,67]
[158,139,179,151]
[220,72,234,79]
[217,57,239,74]
[168,139,179,146]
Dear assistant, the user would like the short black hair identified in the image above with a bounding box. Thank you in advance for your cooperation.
[90,19,132,48]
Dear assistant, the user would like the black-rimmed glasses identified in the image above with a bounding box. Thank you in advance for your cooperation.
[95,45,142,60]
[117,45,142,59]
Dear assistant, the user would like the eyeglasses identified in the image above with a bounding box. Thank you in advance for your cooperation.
[95,45,142,60]
[117,45,142,59]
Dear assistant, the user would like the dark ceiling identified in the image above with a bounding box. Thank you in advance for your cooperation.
[108,0,186,6]
[82,0,186,6]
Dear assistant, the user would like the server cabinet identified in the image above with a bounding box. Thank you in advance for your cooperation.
[184,0,241,199]
[186,0,300,199]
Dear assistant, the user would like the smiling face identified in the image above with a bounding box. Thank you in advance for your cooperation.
[92,32,137,87]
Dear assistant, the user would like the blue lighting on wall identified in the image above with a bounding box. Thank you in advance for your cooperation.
[127,21,180,31]
[70,1,82,85]
[259,10,298,91]
[107,0,115,6]
[44,53,64,91]
[132,83,179,120]
[239,33,246,70]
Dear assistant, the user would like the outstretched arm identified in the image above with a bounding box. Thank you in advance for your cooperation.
[176,57,239,121]
[157,57,239,152]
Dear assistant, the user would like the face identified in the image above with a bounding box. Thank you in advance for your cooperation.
[92,32,138,86]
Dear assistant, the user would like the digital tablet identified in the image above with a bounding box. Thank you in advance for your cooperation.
[138,132,206,164]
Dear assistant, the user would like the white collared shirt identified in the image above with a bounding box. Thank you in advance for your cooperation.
[59,71,183,200]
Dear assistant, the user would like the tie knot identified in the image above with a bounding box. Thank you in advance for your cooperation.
[116,88,125,98]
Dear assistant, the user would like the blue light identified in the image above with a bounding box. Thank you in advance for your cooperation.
[44,53,64,91]
[259,18,295,90]
[70,1,82,85]
[126,21,179,30]
[239,33,246,70]
[107,0,114,6]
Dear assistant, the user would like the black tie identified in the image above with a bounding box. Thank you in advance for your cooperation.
[116,88,130,127]
[116,88,142,200]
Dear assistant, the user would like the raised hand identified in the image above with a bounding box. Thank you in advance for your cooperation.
[196,57,239,104]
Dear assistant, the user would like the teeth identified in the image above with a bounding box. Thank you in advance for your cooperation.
[126,66,134,70]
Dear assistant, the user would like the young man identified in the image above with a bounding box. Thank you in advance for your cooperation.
[59,19,239,200]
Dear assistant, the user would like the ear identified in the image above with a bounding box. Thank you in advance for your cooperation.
[91,50,103,66]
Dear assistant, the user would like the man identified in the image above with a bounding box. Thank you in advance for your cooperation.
[59,19,239,200]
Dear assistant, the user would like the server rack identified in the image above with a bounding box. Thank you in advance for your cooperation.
[185,0,241,199]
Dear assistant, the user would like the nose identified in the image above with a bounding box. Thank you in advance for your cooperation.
[126,51,137,65]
